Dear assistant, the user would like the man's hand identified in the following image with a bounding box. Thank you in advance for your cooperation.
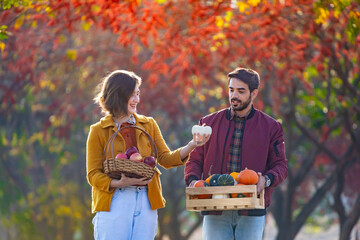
[188,180,198,187]
[256,172,266,195]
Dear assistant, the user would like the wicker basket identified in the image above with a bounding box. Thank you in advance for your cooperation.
[103,125,158,179]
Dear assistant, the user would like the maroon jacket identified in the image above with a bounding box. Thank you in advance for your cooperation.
[184,106,287,209]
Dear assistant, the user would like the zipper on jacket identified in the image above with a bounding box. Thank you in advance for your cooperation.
[239,119,246,170]
[273,140,279,156]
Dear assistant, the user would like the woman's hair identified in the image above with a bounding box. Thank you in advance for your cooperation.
[227,67,260,93]
[94,70,142,117]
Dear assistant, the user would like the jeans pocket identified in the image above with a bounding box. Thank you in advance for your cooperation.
[111,188,121,201]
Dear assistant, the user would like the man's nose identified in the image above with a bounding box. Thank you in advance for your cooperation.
[231,91,239,98]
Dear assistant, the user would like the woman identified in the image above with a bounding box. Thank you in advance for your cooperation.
[86,70,210,240]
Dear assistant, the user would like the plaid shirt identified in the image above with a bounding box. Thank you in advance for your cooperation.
[227,115,245,173]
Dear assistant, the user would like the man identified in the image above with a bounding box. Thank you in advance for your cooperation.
[184,67,288,240]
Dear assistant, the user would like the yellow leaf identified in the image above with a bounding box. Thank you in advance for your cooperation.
[213,32,225,41]
[237,2,249,13]
[32,20,37,28]
[155,0,166,3]
[247,0,261,7]
[224,11,233,22]
[315,8,329,24]
[1,134,9,146]
[91,5,101,13]
[66,49,77,61]
[82,21,91,31]
[14,15,24,29]
[216,16,224,28]
[59,34,66,43]
[56,205,72,216]
[0,42,5,52]
[209,107,216,113]
[49,82,56,91]
[40,79,47,89]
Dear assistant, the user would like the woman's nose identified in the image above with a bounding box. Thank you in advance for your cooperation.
[134,95,140,102]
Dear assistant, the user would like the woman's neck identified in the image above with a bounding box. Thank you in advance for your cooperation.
[113,115,131,125]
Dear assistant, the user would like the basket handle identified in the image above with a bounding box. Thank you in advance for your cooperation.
[103,125,158,163]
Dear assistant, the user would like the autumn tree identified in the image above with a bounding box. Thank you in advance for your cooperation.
[1,0,359,239]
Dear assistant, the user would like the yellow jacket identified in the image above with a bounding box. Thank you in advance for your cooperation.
[86,114,187,213]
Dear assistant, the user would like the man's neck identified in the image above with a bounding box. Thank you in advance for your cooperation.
[233,105,252,118]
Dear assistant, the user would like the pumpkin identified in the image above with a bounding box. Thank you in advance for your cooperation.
[217,174,235,186]
[230,172,239,183]
[209,174,221,186]
[236,168,259,185]
[194,180,211,199]
[205,174,214,184]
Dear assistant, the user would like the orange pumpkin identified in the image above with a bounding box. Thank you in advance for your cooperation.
[194,180,211,199]
[236,168,259,185]
[205,174,214,184]
[230,172,239,182]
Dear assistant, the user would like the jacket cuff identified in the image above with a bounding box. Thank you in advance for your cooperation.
[265,173,275,187]
[187,175,199,186]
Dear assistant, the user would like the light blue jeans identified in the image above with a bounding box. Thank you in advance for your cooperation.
[203,211,265,240]
[92,186,158,240]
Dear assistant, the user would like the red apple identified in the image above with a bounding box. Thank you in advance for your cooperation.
[125,146,139,158]
[115,153,128,159]
[143,156,156,167]
[129,153,143,162]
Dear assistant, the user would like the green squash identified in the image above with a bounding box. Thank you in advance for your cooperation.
[217,174,235,186]
[209,174,221,186]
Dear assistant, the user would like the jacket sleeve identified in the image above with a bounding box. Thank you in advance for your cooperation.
[184,119,205,186]
[86,125,113,193]
[150,118,185,169]
[266,121,288,187]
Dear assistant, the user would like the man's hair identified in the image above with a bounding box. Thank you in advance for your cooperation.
[94,70,142,117]
[227,67,260,92]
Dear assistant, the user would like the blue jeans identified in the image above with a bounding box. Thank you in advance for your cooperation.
[203,211,265,240]
[92,186,158,240]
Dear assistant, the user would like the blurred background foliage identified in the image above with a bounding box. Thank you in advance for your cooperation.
[0,0,359,239]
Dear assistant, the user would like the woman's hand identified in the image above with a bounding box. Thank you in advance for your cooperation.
[110,173,152,189]
[180,134,211,160]
[189,133,211,148]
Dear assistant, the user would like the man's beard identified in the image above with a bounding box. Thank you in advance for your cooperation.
[230,95,251,112]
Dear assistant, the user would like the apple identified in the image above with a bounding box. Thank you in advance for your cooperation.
[143,156,156,167]
[129,152,143,162]
[125,146,139,158]
[115,153,128,159]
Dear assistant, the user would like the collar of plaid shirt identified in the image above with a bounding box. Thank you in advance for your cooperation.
[229,105,253,120]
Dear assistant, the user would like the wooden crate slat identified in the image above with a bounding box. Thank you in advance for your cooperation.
[185,185,264,211]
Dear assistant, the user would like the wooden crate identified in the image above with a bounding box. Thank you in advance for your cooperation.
[186,185,264,211]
